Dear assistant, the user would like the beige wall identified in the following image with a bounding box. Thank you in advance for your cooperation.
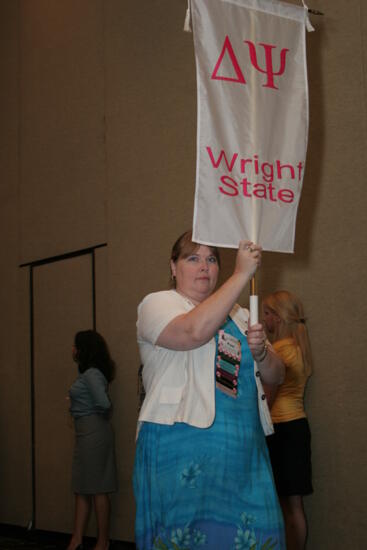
[0,0,32,526]
[0,0,366,546]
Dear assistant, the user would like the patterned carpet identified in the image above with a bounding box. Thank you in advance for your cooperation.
[0,526,135,550]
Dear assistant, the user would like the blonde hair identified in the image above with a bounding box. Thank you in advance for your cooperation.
[263,290,312,377]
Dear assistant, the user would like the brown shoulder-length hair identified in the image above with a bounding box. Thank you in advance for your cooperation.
[262,290,312,377]
[170,230,221,287]
[74,330,115,382]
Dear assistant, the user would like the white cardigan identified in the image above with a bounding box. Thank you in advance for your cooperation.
[136,290,273,435]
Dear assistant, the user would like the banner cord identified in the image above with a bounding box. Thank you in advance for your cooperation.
[302,0,324,16]
[183,0,192,32]
[308,8,324,16]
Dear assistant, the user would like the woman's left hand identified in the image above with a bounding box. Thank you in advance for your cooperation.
[248,323,285,384]
[247,323,267,362]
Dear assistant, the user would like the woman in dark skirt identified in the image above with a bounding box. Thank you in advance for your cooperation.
[263,291,313,550]
[67,330,117,550]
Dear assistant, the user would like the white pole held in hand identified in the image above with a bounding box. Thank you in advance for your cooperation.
[250,276,258,325]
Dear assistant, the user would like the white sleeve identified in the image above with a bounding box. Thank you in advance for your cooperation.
[137,291,189,345]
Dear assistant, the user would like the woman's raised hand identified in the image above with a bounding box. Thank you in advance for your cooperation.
[234,240,262,280]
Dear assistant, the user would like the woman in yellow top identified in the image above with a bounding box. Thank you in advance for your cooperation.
[262,290,313,550]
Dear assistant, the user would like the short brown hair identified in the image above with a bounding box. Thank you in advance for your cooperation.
[170,230,221,266]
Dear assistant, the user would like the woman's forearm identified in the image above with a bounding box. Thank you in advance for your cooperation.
[156,241,261,351]
[257,348,285,385]
[262,382,278,410]
[156,270,251,350]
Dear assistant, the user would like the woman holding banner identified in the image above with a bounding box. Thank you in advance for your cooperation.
[133,230,286,550]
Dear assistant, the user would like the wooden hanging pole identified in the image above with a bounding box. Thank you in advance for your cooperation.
[250,275,257,297]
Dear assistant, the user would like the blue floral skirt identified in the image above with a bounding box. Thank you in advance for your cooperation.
[134,319,285,549]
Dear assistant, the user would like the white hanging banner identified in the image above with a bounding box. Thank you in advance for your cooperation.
[191,0,312,252]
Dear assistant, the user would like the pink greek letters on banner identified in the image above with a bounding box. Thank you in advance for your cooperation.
[212,36,289,90]
[190,0,312,252]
